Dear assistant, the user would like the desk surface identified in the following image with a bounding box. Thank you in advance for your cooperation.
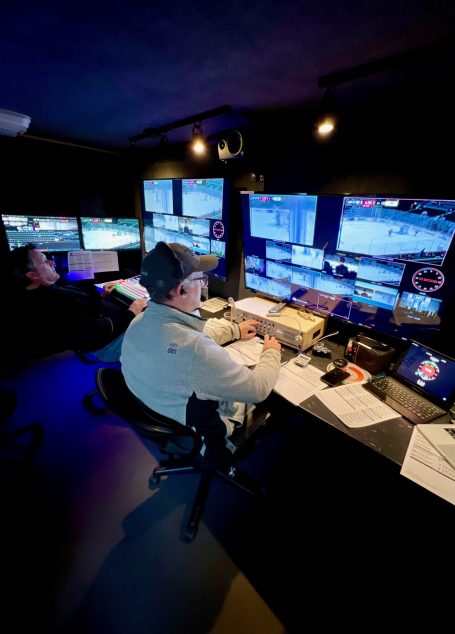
[277,342,415,465]
[203,303,451,467]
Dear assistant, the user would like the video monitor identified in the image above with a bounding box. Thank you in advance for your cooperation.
[1,214,81,252]
[80,217,140,250]
[182,178,224,219]
[249,194,317,245]
[337,197,455,265]
[241,193,455,346]
[143,179,174,214]
[142,178,230,281]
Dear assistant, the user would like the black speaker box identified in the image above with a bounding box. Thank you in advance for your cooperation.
[345,335,395,374]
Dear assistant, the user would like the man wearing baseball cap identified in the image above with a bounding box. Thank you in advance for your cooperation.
[121,241,281,458]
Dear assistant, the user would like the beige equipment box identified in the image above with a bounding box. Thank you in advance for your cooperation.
[232,297,326,351]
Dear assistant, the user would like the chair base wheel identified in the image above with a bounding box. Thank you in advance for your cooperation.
[182,524,198,543]
[148,474,161,489]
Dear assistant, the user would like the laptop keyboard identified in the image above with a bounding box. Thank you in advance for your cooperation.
[363,377,445,424]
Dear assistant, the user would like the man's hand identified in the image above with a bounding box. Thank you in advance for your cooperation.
[101,280,121,297]
[128,298,148,315]
[238,319,260,340]
[262,334,281,352]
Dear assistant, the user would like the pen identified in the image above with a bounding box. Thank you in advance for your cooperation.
[367,373,385,382]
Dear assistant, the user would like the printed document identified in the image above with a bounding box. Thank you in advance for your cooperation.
[315,383,398,427]
[225,337,264,366]
[274,361,326,406]
[415,423,455,469]
[68,250,119,275]
[201,297,229,313]
[401,427,455,505]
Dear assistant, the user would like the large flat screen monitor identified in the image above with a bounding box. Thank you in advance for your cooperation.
[141,178,230,281]
[337,197,455,265]
[1,214,81,251]
[80,217,140,250]
[242,194,455,346]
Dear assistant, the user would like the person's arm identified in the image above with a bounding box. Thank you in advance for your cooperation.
[203,318,260,345]
[191,333,281,404]
[61,298,147,353]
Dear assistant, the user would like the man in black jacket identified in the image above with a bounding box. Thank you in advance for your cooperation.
[6,244,146,361]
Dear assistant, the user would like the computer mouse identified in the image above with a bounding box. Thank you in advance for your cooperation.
[333,358,348,368]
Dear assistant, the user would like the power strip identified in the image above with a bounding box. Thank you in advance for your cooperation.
[233,297,326,350]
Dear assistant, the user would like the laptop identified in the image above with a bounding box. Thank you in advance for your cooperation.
[363,340,455,424]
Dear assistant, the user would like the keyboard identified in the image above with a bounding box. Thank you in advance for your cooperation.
[363,377,446,424]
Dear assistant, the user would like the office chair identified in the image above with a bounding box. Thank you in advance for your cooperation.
[86,367,264,543]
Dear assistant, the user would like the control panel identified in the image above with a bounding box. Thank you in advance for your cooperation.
[233,297,326,350]
[96,276,149,303]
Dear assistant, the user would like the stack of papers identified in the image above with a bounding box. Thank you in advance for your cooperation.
[401,426,455,506]
[315,383,399,428]
[274,361,326,406]
[225,337,264,366]
[201,297,228,313]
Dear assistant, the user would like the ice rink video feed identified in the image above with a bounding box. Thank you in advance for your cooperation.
[337,197,455,265]
[245,273,291,299]
[249,194,316,245]
[144,223,217,257]
[357,257,405,286]
[182,178,223,219]
[81,218,140,250]
[143,180,173,214]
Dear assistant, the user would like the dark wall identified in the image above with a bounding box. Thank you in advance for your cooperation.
[0,136,135,215]
[0,135,137,261]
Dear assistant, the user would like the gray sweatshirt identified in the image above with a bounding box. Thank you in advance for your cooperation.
[120,302,281,429]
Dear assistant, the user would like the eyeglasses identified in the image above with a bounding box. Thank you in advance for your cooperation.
[192,273,209,286]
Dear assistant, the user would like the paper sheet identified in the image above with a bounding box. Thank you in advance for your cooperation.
[201,297,229,313]
[68,250,119,275]
[67,251,94,279]
[274,361,326,406]
[315,383,399,427]
[401,427,455,505]
[225,337,264,366]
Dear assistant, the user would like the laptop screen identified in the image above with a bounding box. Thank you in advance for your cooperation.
[394,340,455,405]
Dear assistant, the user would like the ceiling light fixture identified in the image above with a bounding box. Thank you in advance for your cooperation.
[159,132,169,148]
[128,104,232,146]
[316,87,336,138]
[191,122,206,155]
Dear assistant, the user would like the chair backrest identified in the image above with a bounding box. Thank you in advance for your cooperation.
[95,368,203,458]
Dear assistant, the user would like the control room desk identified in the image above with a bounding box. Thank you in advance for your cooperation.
[294,344,415,466]
[275,340,449,467]
[201,307,449,468]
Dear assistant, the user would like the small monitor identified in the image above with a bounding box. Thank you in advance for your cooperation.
[143,179,174,214]
[1,214,81,252]
[80,217,140,250]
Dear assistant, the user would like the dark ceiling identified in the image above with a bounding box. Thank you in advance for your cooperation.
[1,1,455,151]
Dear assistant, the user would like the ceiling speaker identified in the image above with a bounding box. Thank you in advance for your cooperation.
[218,130,244,160]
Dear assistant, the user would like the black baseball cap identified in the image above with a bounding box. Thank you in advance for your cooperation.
[140,241,218,293]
